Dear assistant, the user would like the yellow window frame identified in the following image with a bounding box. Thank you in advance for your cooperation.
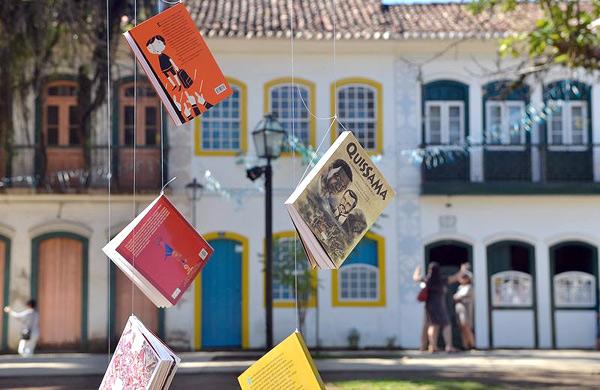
[264,231,318,308]
[331,232,386,307]
[263,77,317,156]
[330,77,383,155]
[194,77,248,156]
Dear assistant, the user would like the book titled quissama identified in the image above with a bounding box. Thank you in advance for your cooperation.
[123,2,232,126]
[285,131,395,269]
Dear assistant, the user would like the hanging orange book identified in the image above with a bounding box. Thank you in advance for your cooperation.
[123,2,232,126]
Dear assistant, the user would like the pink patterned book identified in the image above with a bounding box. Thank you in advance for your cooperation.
[99,315,180,390]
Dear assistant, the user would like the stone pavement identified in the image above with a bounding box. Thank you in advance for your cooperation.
[0,349,598,377]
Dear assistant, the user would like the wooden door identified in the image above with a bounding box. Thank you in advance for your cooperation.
[551,242,598,348]
[117,82,161,191]
[114,267,159,336]
[488,241,537,348]
[43,82,85,179]
[37,237,83,349]
[0,239,5,347]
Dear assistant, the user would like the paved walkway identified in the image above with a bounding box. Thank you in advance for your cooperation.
[0,349,598,377]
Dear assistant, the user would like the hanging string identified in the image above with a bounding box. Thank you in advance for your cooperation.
[105,0,112,359]
[332,0,337,120]
[289,0,340,336]
[159,1,168,189]
[131,0,138,315]
[290,0,300,332]
[295,87,335,120]
[297,118,336,184]
[160,106,164,188]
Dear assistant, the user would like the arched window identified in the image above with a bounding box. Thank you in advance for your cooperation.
[332,233,385,307]
[118,82,161,146]
[195,78,247,155]
[332,78,382,153]
[43,81,79,146]
[483,80,529,145]
[422,80,468,145]
[544,80,591,146]
[117,80,162,190]
[265,78,315,148]
[271,231,316,308]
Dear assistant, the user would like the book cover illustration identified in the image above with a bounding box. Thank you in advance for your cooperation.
[238,331,325,390]
[289,131,394,267]
[99,318,159,389]
[124,2,232,125]
[106,193,214,306]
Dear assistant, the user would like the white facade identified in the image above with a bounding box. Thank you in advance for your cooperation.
[1,37,599,351]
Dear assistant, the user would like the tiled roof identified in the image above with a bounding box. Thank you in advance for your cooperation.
[187,1,543,40]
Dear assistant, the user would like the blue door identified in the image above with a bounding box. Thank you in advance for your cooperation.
[201,238,242,348]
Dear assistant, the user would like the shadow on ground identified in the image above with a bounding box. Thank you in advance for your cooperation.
[1,369,599,390]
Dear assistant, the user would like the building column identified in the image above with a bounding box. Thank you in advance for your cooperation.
[473,241,489,349]
[592,84,600,182]
[535,241,552,348]
[394,59,424,349]
[469,81,483,182]
[530,83,543,182]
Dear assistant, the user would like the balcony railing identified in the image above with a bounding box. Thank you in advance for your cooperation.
[422,143,599,194]
[2,144,164,193]
[421,146,470,182]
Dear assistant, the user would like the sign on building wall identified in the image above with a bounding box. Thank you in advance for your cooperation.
[553,271,596,308]
[491,270,532,307]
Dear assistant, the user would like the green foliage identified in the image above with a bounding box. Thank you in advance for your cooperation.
[333,379,501,390]
[470,0,600,72]
[270,237,318,332]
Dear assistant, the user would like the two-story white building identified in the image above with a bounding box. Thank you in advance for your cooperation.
[0,0,597,352]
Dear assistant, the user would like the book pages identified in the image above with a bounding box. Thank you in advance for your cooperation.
[99,316,179,390]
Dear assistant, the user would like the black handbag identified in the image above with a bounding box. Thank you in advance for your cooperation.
[21,328,31,340]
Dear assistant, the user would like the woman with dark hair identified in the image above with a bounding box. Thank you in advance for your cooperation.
[414,262,468,352]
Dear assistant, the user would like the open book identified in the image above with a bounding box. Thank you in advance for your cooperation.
[103,193,214,308]
[238,331,325,390]
[99,315,180,390]
[286,131,394,269]
[123,2,232,126]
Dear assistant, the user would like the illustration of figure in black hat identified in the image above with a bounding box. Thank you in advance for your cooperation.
[146,35,183,91]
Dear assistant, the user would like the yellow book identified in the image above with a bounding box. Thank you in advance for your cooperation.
[238,331,325,390]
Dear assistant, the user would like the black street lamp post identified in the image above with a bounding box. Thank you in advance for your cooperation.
[246,113,285,350]
[185,178,204,229]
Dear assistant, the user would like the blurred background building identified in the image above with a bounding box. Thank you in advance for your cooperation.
[0,0,598,352]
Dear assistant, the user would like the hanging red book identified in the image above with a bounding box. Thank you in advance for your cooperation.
[103,193,214,307]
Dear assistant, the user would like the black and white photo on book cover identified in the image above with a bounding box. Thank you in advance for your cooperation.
[287,131,394,268]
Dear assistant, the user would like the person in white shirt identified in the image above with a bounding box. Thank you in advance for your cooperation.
[4,299,39,357]
[453,272,475,350]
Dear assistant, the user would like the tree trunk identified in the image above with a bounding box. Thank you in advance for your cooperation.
[78,67,93,188]
[0,46,14,185]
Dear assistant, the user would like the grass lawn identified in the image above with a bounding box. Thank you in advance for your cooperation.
[330,379,501,390]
